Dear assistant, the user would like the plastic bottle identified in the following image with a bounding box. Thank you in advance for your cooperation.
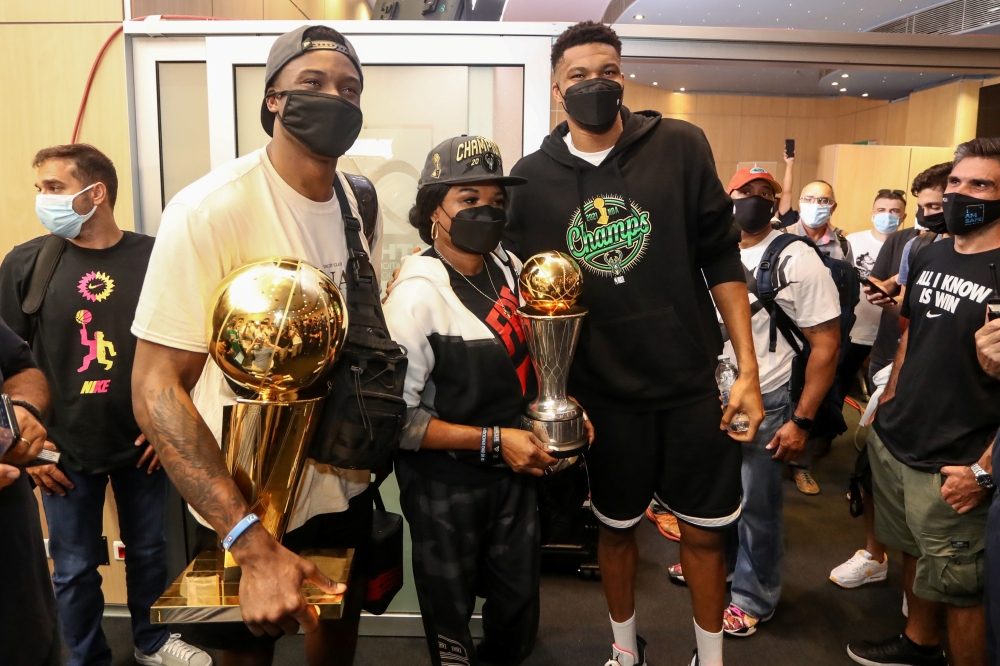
[716,355,750,433]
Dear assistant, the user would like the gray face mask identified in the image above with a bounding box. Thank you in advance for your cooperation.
[271,90,363,158]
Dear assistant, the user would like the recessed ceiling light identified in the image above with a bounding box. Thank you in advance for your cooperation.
[831,82,839,85]
[629,73,635,78]
[653,82,658,86]
[841,73,850,78]
[862,93,869,97]
[840,88,847,92]
[679,87,685,91]
[634,14,644,19]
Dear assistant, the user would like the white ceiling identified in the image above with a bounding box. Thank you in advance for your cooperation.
[616,0,951,31]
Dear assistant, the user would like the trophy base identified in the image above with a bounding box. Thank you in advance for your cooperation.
[151,548,353,624]
[523,414,589,459]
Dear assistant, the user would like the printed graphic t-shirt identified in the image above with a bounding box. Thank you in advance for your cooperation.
[132,147,383,531]
[846,229,886,346]
[720,230,840,394]
[875,238,1000,471]
[0,232,153,474]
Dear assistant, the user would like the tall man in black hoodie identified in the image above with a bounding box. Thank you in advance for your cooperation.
[504,22,763,666]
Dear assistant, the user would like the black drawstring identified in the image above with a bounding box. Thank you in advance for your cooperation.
[352,365,373,441]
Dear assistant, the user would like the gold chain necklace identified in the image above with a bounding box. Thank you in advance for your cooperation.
[435,249,512,318]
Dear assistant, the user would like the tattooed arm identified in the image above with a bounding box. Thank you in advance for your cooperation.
[131,339,343,636]
[766,317,840,461]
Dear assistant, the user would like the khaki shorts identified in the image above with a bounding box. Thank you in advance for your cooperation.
[868,428,988,607]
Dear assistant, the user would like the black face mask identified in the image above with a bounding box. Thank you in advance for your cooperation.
[916,209,948,235]
[942,192,1000,236]
[560,78,623,132]
[273,90,363,158]
[439,205,507,255]
[733,196,776,234]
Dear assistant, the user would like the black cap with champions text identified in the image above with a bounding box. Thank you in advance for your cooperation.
[418,135,527,190]
[260,25,364,136]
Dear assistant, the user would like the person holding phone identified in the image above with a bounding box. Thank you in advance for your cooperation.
[0,316,60,666]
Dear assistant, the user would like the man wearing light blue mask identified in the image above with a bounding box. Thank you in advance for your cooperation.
[0,144,210,666]
[782,180,854,266]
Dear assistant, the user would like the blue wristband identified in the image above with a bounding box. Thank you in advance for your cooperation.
[222,514,260,551]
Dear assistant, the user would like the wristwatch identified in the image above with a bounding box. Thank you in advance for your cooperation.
[971,463,995,490]
[790,414,814,432]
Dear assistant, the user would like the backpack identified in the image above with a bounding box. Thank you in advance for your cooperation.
[307,174,408,471]
[753,233,859,402]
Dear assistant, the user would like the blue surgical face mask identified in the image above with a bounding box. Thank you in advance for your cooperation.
[35,184,97,239]
[872,212,901,235]
[799,202,833,229]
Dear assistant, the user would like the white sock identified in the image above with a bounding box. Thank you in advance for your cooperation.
[611,612,639,662]
[694,619,723,666]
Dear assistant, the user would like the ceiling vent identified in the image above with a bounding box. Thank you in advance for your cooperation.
[870,0,1000,34]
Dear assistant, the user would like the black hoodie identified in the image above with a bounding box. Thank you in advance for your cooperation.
[504,108,743,412]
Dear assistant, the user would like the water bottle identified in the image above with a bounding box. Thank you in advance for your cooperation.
[716,355,750,434]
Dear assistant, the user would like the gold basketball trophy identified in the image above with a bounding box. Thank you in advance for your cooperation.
[152,258,350,624]
[518,252,589,458]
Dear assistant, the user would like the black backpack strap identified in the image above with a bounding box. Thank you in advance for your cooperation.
[343,172,379,249]
[909,232,938,264]
[333,175,396,350]
[22,235,67,315]
[755,233,813,355]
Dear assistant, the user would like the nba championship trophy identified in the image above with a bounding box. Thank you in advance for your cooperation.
[518,251,589,458]
[152,258,349,624]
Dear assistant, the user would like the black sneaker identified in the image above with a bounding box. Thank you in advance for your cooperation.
[687,649,700,666]
[847,634,946,666]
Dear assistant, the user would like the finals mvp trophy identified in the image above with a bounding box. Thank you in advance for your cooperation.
[518,251,589,458]
[152,258,350,624]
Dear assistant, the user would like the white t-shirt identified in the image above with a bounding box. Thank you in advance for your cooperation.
[563,133,613,167]
[720,230,841,394]
[846,230,885,346]
[132,147,383,532]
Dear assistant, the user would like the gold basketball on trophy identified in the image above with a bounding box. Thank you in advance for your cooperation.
[207,258,348,400]
[518,251,583,315]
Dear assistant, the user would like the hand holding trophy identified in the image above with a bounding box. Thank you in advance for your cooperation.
[153,258,352,626]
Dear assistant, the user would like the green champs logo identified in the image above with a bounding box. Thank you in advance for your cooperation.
[566,194,650,285]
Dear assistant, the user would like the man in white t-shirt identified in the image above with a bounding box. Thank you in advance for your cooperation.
[839,190,906,404]
[131,26,381,666]
[669,167,841,638]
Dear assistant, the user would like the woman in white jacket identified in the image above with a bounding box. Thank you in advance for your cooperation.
[383,136,592,666]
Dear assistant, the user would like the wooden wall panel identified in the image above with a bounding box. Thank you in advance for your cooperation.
[743,96,788,117]
[854,104,889,145]
[664,91,696,115]
[0,23,134,259]
[132,0,213,16]
[819,145,915,235]
[739,115,787,165]
[905,80,962,147]
[886,100,909,146]
[835,114,857,145]
[954,80,983,145]
[694,115,743,163]
[214,0,266,18]
[0,0,122,22]
[697,94,741,116]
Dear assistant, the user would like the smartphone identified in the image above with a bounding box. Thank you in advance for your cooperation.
[861,277,898,305]
[0,394,19,460]
[988,297,1000,321]
[785,138,795,159]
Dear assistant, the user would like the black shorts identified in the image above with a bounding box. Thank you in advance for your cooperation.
[584,394,742,531]
[179,487,374,651]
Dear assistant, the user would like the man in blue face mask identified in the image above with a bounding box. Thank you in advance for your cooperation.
[0,144,210,666]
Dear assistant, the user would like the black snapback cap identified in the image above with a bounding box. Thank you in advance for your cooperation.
[260,26,364,137]
[418,135,527,190]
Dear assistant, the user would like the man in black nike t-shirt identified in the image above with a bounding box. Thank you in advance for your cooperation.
[0,144,209,666]
[847,138,1000,666]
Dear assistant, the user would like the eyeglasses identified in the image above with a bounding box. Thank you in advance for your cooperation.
[877,189,907,200]
[800,196,834,205]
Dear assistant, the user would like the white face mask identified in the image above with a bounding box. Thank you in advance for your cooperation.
[35,184,97,239]
[799,202,832,229]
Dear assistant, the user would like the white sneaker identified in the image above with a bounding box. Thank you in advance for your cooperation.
[829,550,888,589]
[135,634,212,666]
[604,636,647,666]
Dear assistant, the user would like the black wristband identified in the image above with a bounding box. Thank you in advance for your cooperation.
[10,399,43,423]
[480,427,489,462]
[492,426,502,459]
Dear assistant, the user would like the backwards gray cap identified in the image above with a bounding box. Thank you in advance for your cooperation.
[418,135,527,190]
[260,25,364,137]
